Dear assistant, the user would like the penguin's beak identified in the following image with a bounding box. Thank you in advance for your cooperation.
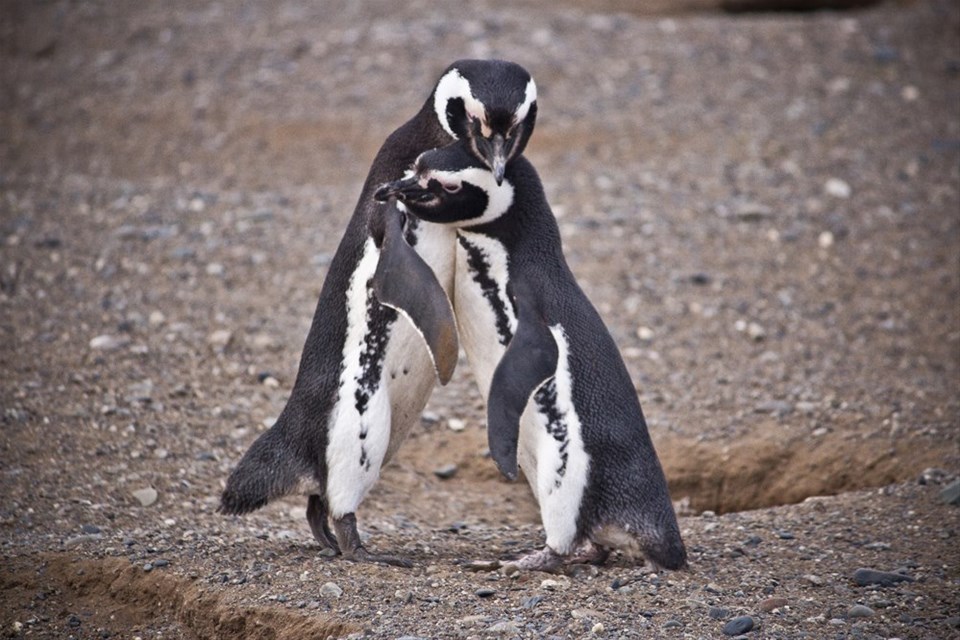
[374,177,426,203]
[488,134,507,186]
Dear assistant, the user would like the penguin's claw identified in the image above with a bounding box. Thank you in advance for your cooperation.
[332,512,413,568]
[344,547,414,569]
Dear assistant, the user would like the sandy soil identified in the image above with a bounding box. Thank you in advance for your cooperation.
[1,0,958,638]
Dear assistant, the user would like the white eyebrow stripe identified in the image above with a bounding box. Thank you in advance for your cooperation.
[433,70,487,140]
[514,78,537,124]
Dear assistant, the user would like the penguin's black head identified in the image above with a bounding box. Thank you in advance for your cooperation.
[374,143,514,226]
[431,59,537,185]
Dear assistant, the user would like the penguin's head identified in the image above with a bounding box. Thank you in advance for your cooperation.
[431,59,537,186]
[374,143,514,226]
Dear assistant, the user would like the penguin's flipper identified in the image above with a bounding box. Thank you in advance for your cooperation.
[371,202,459,385]
[487,292,558,481]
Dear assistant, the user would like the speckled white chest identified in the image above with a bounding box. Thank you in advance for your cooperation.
[324,223,456,519]
[453,231,590,554]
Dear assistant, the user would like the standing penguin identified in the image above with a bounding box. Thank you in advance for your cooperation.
[219,60,539,566]
[375,144,687,572]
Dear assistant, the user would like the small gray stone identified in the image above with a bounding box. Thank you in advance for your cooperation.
[940,479,960,505]
[319,581,343,598]
[847,604,875,618]
[521,595,542,609]
[153,559,169,568]
[64,534,103,547]
[80,524,101,534]
[723,615,755,636]
[708,607,730,620]
[132,487,158,507]
[487,620,520,635]
[852,568,913,587]
[662,619,683,629]
[475,587,496,598]
[433,464,458,479]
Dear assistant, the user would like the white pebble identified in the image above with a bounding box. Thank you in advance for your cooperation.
[132,487,158,507]
[818,231,835,248]
[824,178,851,199]
[447,418,466,432]
[901,85,919,102]
[89,334,130,351]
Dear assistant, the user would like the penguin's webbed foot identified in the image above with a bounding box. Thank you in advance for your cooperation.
[333,512,413,568]
[306,494,340,554]
[503,542,610,574]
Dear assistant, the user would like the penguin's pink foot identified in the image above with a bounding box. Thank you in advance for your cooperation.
[503,541,610,574]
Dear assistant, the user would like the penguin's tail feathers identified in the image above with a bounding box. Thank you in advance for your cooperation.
[218,421,309,516]
[644,529,688,571]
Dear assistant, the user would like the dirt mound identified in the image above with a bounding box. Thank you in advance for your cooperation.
[1,554,352,639]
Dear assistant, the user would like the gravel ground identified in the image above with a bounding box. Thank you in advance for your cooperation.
[1,0,958,638]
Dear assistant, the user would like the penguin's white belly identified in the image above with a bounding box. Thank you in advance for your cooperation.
[453,231,591,554]
[453,231,516,397]
[384,220,458,461]
[325,224,456,518]
[517,327,592,555]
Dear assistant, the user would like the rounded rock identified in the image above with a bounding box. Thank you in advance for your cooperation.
[723,615,755,636]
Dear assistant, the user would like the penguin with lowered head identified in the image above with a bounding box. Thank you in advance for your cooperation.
[220,60,539,566]
[375,143,687,572]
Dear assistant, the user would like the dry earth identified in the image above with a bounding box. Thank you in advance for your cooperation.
[1,0,959,638]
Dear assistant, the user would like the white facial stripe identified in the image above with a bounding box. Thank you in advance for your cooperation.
[433,69,487,139]
[429,167,514,225]
[514,78,537,125]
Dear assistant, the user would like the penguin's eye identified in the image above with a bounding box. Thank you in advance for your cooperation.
[442,182,461,194]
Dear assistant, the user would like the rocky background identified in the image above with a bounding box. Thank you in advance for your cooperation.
[1,0,958,638]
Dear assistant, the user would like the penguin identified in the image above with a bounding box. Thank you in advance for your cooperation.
[219,60,539,566]
[374,143,688,572]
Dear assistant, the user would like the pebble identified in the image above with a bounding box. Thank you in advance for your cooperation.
[852,568,913,587]
[571,608,601,620]
[207,329,233,349]
[447,418,466,432]
[708,607,730,620]
[433,464,458,479]
[153,559,170,568]
[89,334,130,351]
[319,582,343,598]
[81,524,101,534]
[64,534,103,547]
[486,620,520,635]
[847,604,875,618]
[759,597,789,612]
[662,619,683,629]
[802,574,824,586]
[776,530,795,540]
[521,595,542,609]
[722,615,755,636]
[940,479,960,505]
[824,178,852,198]
[475,587,496,598]
[132,487,158,507]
